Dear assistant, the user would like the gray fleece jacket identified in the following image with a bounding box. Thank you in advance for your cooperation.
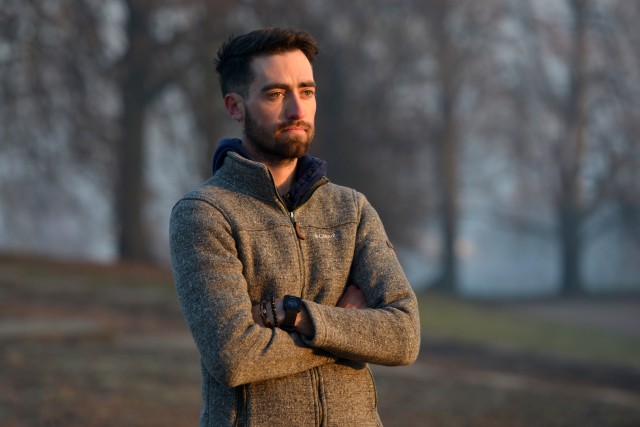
[169,152,420,426]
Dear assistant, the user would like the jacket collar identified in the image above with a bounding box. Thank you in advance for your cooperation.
[212,139,328,210]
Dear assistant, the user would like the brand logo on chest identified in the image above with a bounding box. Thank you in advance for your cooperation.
[313,232,337,240]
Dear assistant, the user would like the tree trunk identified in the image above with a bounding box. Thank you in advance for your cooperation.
[558,0,589,294]
[559,197,583,295]
[117,90,149,261]
[434,94,459,293]
[431,0,460,293]
[115,0,152,262]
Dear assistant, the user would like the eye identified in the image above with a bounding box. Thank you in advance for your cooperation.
[301,89,315,98]
[267,91,285,100]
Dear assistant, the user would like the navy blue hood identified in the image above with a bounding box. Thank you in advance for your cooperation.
[211,138,328,210]
[212,138,252,174]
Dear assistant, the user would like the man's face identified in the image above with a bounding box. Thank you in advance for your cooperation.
[241,50,316,163]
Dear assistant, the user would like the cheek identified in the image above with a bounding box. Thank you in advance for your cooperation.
[306,101,317,121]
[249,105,277,125]
[260,105,281,122]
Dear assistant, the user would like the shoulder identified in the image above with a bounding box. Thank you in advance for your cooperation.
[317,182,364,203]
[170,177,232,224]
[318,182,373,212]
[304,182,374,225]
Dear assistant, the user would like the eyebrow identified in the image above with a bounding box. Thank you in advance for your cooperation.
[260,81,316,93]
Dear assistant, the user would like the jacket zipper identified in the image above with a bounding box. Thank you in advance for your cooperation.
[311,367,325,426]
[289,209,324,425]
[288,209,308,297]
[234,385,247,427]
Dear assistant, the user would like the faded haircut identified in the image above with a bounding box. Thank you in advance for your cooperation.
[215,27,319,98]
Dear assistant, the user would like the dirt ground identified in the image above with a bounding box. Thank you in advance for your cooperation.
[0,259,639,427]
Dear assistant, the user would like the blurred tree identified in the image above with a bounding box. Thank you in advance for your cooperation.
[603,0,640,250]
[409,0,501,292]
[0,0,112,255]
[114,0,236,261]
[427,0,464,293]
[175,1,242,178]
[496,0,640,294]
[0,0,235,262]
[556,0,590,295]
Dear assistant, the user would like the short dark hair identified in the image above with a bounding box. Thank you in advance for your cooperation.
[215,27,319,98]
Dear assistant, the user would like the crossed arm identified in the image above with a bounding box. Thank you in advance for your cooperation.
[251,284,367,337]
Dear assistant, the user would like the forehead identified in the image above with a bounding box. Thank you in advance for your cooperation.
[249,50,315,89]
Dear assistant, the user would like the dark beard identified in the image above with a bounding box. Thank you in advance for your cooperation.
[244,109,314,164]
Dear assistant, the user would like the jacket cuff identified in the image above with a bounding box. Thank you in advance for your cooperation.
[300,300,329,348]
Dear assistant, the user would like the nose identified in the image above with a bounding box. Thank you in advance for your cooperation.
[284,94,304,121]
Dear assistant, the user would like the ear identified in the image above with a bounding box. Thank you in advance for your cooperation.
[224,93,245,122]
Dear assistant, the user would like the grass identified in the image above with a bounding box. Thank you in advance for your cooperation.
[2,253,638,369]
[418,292,640,368]
[0,253,174,289]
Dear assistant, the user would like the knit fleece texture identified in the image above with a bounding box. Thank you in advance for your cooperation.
[169,152,421,426]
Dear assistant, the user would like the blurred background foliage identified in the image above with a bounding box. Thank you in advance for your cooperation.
[1,0,639,298]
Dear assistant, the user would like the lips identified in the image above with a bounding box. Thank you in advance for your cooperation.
[277,121,312,133]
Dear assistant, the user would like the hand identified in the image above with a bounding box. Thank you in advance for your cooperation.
[337,284,368,309]
[251,299,282,328]
[251,300,284,329]
[251,299,313,337]
[251,303,264,326]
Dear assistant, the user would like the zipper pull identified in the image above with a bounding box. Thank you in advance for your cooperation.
[290,211,306,240]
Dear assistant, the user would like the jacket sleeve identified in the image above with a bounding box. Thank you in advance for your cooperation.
[170,198,336,388]
[301,192,421,366]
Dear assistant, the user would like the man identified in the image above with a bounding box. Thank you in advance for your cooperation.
[170,27,420,426]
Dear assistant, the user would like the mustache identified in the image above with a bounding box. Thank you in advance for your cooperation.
[276,121,313,132]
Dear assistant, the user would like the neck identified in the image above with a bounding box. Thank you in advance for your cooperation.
[265,158,298,195]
